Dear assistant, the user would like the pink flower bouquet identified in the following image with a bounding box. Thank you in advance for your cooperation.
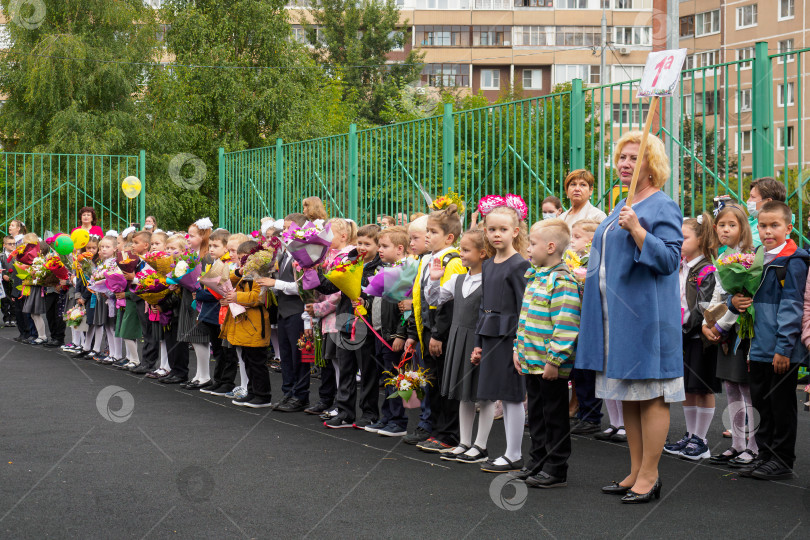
[198,260,245,319]
[167,251,202,291]
[282,221,333,289]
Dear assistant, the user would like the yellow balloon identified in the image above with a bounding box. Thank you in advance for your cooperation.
[71,228,90,250]
[122,176,142,199]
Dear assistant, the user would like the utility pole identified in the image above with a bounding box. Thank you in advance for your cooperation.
[665,0,680,199]
[598,6,607,201]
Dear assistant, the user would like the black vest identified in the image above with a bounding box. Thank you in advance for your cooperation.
[277,253,305,319]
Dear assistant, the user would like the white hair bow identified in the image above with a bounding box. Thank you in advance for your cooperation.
[121,226,136,238]
[106,230,119,238]
[13,234,24,245]
[194,217,213,231]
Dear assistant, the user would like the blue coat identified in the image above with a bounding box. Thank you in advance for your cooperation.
[575,190,684,379]
[728,242,810,365]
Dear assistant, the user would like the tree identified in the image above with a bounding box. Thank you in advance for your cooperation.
[302,0,424,125]
[679,117,738,216]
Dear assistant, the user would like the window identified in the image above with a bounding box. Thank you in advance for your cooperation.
[736,130,752,153]
[777,126,795,149]
[735,89,752,113]
[736,5,757,29]
[554,64,601,85]
[514,0,554,5]
[472,26,511,46]
[290,25,324,45]
[737,47,754,69]
[389,31,405,52]
[778,83,795,107]
[684,91,718,116]
[779,0,795,19]
[695,10,720,36]
[613,26,652,46]
[612,65,644,83]
[0,24,11,49]
[778,39,794,63]
[522,69,543,89]
[415,26,469,47]
[513,26,554,46]
[421,64,469,87]
[613,0,653,8]
[696,50,719,68]
[481,69,501,89]
[416,0,472,7]
[555,26,601,47]
[612,103,651,125]
[679,15,694,38]
[558,0,588,7]
[474,0,511,8]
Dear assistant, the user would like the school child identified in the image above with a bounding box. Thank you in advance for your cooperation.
[177,218,213,389]
[703,203,760,466]
[111,239,144,370]
[72,239,101,358]
[220,232,251,398]
[424,228,492,459]
[364,226,411,436]
[746,177,788,248]
[664,213,720,460]
[401,215,434,445]
[221,240,273,408]
[518,219,582,488]
[94,235,123,364]
[198,229,240,395]
[123,230,160,374]
[733,201,809,480]
[1,236,15,327]
[19,234,50,346]
[159,234,191,384]
[471,197,531,473]
[405,206,466,451]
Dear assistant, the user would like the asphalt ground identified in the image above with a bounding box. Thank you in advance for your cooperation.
[1,326,808,539]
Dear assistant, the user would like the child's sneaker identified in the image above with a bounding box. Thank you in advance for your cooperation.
[417,437,455,454]
[364,420,387,433]
[663,432,691,455]
[225,386,248,399]
[378,423,407,437]
[324,416,354,429]
[680,435,711,461]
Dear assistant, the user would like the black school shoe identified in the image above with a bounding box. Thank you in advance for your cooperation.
[275,398,309,413]
[709,448,742,464]
[480,457,523,473]
[304,401,332,415]
[403,426,431,445]
[203,384,235,396]
[43,339,63,348]
[750,460,795,481]
[570,421,601,435]
[525,471,567,488]
[160,375,187,385]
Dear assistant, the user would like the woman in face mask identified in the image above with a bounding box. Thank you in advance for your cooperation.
[559,169,608,226]
[746,177,787,249]
[541,196,563,220]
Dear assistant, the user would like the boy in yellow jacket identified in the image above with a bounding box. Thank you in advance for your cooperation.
[220,240,272,408]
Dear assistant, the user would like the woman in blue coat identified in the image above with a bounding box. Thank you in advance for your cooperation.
[576,131,684,504]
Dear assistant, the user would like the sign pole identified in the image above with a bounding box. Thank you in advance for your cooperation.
[625,96,659,208]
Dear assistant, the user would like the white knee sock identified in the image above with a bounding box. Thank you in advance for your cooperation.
[91,325,104,353]
[271,332,280,360]
[473,400,496,451]
[605,399,624,427]
[159,341,170,371]
[694,407,715,442]
[493,400,525,464]
[725,381,746,452]
[236,347,249,388]
[124,339,139,364]
[192,342,211,382]
[104,323,116,357]
[458,401,476,449]
[32,314,49,339]
[740,383,759,454]
[683,405,698,437]
[72,329,84,348]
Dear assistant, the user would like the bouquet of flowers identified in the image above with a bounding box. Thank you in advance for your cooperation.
[363,258,419,302]
[383,346,432,408]
[563,244,590,284]
[297,333,318,364]
[143,251,174,275]
[282,220,333,289]
[241,238,282,279]
[25,254,69,288]
[130,269,170,305]
[73,251,95,286]
[324,249,366,315]
[198,260,245,320]
[8,242,40,265]
[430,189,465,214]
[167,250,202,291]
[712,249,764,339]
[88,262,128,313]
[116,251,140,274]
[64,305,86,329]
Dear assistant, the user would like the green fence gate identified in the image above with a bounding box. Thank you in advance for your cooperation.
[1,151,146,236]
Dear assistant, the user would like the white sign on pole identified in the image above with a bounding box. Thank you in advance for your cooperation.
[636,48,688,98]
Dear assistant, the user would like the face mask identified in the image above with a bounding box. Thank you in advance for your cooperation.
[542,212,556,220]
[746,201,758,217]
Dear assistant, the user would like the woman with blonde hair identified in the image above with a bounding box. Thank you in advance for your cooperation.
[576,131,684,504]
[302,197,328,222]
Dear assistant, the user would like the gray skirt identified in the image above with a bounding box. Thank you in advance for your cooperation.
[23,287,46,315]
[596,372,685,403]
[92,294,109,326]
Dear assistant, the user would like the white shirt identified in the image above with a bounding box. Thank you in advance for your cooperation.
[426,273,482,306]
[560,201,607,226]
[764,242,787,264]
[679,255,704,325]
[273,252,300,296]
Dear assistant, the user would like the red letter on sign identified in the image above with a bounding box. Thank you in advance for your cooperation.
[652,55,674,86]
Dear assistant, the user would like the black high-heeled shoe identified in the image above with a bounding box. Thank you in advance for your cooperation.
[621,479,662,504]
[601,481,631,495]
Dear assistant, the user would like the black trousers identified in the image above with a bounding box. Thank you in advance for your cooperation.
[334,331,379,423]
[203,321,237,388]
[13,298,32,339]
[277,314,310,402]
[318,337,337,405]
[136,298,159,370]
[241,346,271,400]
[167,319,189,380]
[44,291,66,343]
[422,327,459,446]
[526,373,571,478]
[572,368,603,424]
[379,339,407,429]
[1,280,13,322]
[749,361,800,469]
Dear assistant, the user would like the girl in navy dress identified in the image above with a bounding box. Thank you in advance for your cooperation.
[472,195,531,473]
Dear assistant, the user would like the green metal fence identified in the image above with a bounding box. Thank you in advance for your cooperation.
[220,41,810,241]
[1,151,146,236]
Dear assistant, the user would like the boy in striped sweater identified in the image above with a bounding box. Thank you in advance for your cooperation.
[514,218,582,488]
